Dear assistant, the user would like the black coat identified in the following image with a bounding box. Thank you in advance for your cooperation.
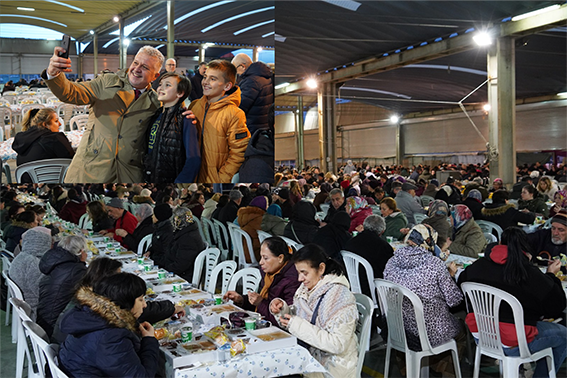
[238,129,274,184]
[122,216,155,253]
[345,230,394,297]
[162,223,206,282]
[238,62,273,135]
[463,197,484,221]
[312,212,352,262]
[218,200,240,225]
[527,228,567,261]
[323,201,347,223]
[92,215,115,233]
[37,246,87,336]
[149,219,174,265]
[189,71,204,101]
[480,202,535,232]
[283,201,319,244]
[3,222,30,252]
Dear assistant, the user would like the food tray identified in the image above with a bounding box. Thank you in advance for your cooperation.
[161,335,222,369]
[246,327,296,354]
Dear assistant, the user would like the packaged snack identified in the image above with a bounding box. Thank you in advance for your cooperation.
[154,328,168,340]
[230,339,246,357]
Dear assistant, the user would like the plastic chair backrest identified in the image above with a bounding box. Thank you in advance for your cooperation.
[354,293,374,373]
[212,219,230,260]
[374,278,433,353]
[420,195,435,207]
[475,220,503,241]
[206,260,237,295]
[320,203,330,217]
[23,320,69,378]
[15,158,73,183]
[192,248,221,289]
[68,114,88,130]
[341,251,378,306]
[201,217,217,247]
[192,216,207,248]
[483,232,497,244]
[5,273,24,301]
[227,268,262,293]
[78,213,92,230]
[414,213,428,224]
[10,298,43,378]
[461,282,531,358]
[231,228,259,268]
[280,235,302,250]
[56,103,75,131]
[256,230,272,244]
[137,233,152,256]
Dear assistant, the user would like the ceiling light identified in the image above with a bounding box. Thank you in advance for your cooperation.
[113,16,120,23]
[44,0,84,13]
[390,115,400,123]
[322,0,361,12]
[257,47,263,52]
[233,20,274,36]
[262,31,274,38]
[483,104,491,111]
[0,14,67,27]
[275,82,290,90]
[17,7,35,11]
[511,4,561,21]
[557,92,567,98]
[473,31,492,46]
[201,6,274,33]
[89,30,94,35]
[306,79,318,89]
[124,39,130,46]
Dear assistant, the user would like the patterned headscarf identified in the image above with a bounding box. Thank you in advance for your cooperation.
[172,206,195,231]
[554,190,567,209]
[451,204,473,230]
[345,196,369,215]
[427,199,449,218]
[467,189,482,202]
[404,224,438,252]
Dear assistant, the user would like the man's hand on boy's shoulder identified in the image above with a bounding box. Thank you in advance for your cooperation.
[181,109,197,124]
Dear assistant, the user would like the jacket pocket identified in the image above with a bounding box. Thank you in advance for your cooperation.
[81,124,104,164]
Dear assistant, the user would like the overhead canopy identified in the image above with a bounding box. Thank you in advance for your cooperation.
[275,1,567,114]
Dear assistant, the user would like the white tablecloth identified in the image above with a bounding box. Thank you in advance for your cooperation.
[174,345,326,378]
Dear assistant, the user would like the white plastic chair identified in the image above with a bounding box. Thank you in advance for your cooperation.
[10,298,42,378]
[280,235,303,251]
[56,103,76,131]
[475,220,503,242]
[5,272,24,344]
[2,252,13,326]
[68,114,88,130]
[0,105,13,140]
[374,278,463,378]
[201,217,217,248]
[461,282,556,378]
[192,248,221,290]
[137,233,152,256]
[256,230,272,244]
[212,219,231,261]
[420,195,435,208]
[78,213,92,230]
[15,158,73,183]
[192,216,207,247]
[354,293,374,377]
[206,260,237,295]
[227,267,262,293]
[414,213,428,224]
[23,320,69,378]
[483,232,497,244]
[231,228,259,269]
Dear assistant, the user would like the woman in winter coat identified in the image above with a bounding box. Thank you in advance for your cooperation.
[384,225,463,364]
[8,227,52,319]
[284,200,320,244]
[147,204,174,262]
[157,206,205,282]
[481,190,536,231]
[462,189,484,221]
[261,204,287,236]
[86,201,114,233]
[237,196,268,263]
[458,227,566,378]
[59,188,87,225]
[202,193,220,220]
[449,204,487,258]
[58,273,159,378]
[4,210,38,252]
[49,186,68,214]
[212,195,229,221]
[270,244,358,378]
[225,237,300,328]
[185,192,205,219]
[422,199,451,250]
[379,197,408,241]
[518,184,549,218]
[536,176,558,202]
[345,196,373,233]
[114,204,154,253]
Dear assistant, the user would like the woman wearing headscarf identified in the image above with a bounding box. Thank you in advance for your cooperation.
[238,196,268,263]
[449,204,487,258]
[345,196,373,233]
[384,224,464,374]
[549,189,567,217]
[312,211,352,262]
[115,204,154,253]
[155,207,205,281]
[283,201,320,244]
[422,199,451,250]
[4,210,38,253]
[261,203,287,236]
[463,189,484,220]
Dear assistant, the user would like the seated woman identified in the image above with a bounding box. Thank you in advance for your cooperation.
[12,108,74,183]
[115,204,154,253]
[449,204,487,258]
[519,184,549,218]
[380,197,408,241]
[536,176,558,202]
[312,211,352,262]
[270,244,358,378]
[185,192,205,219]
[549,189,567,217]
[345,196,373,233]
[224,237,300,327]
[85,201,114,233]
[58,273,160,377]
[421,199,451,250]
[59,188,87,225]
[237,196,268,263]
[4,210,38,252]
[261,203,287,236]
[482,190,535,230]
[283,200,319,244]
[146,204,174,261]
[384,224,463,362]
[458,227,566,378]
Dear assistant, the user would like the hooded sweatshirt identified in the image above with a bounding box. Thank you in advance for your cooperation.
[12,126,74,167]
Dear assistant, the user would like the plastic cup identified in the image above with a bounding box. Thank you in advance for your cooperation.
[214,295,223,305]
[137,257,145,265]
[181,325,193,343]
[172,283,182,292]
[244,318,256,331]
[158,269,166,279]
[386,236,394,243]
[143,263,152,272]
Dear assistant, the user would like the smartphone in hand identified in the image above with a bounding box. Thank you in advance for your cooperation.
[59,35,71,59]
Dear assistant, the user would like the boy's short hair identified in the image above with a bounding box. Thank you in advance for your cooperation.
[159,72,192,104]
[207,59,236,85]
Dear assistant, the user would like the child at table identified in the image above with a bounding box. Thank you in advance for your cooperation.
[144,72,201,183]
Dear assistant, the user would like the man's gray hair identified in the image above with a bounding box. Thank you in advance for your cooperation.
[137,46,165,71]
[329,188,344,197]
[58,235,87,256]
[363,215,386,235]
[229,189,243,201]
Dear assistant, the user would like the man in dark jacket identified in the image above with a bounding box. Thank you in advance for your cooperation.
[312,211,352,263]
[147,204,174,264]
[37,235,87,337]
[323,188,346,224]
[344,215,394,298]
[527,210,567,262]
[231,53,273,135]
[218,189,243,225]
[189,62,206,101]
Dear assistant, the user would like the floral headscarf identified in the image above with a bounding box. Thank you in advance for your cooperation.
[404,224,438,252]
[554,190,567,209]
[345,196,369,215]
[467,189,482,202]
[172,206,195,231]
[451,204,473,230]
[427,199,449,218]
